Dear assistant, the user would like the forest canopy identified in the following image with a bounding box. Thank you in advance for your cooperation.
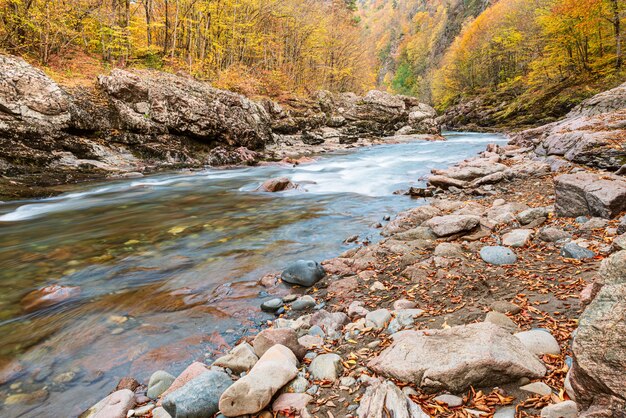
[0,0,623,117]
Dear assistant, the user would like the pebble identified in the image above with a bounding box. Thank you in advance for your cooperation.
[520,382,552,396]
[151,407,172,418]
[393,299,416,310]
[308,353,343,381]
[282,294,298,303]
[339,376,356,387]
[370,281,386,291]
[284,375,309,393]
[261,298,284,313]
[540,400,578,418]
[485,311,517,332]
[292,295,316,310]
[308,325,325,338]
[491,301,521,314]
[306,385,319,395]
[514,329,561,355]
[147,370,175,399]
[365,309,392,329]
[480,246,517,265]
[434,394,463,407]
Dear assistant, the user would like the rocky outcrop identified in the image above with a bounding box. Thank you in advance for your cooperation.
[265,90,441,159]
[511,82,626,171]
[0,54,441,199]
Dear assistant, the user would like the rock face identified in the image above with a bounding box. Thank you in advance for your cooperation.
[0,54,441,199]
[219,344,298,417]
[162,370,233,418]
[510,82,626,170]
[570,251,626,414]
[368,323,546,393]
[98,69,272,150]
[554,172,626,218]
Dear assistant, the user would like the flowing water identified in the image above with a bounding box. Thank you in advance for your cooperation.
[0,132,507,416]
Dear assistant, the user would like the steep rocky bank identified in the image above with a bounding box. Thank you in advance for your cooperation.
[0,54,440,200]
[31,71,624,418]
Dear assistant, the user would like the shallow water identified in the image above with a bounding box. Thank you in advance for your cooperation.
[0,132,507,416]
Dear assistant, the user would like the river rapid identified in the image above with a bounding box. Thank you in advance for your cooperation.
[0,132,507,416]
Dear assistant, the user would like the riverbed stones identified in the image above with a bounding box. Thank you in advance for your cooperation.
[514,330,560,356]
[162,370,232,418]
[540,401,578,418]
[147,370,175,399]
[554,172,626,218]
[21,284,81,313]
[538,227,572,242]
[260,298,283,313]
[423,215,480,237]
[368,323,546,392]
[561,242,595,260]
[218,345,298,417]
[80,389,135,418]
[292,295,316,311]
[356,379,429,418]
[517,207,551,225]
[272,393,313,414]
[393,299,417,310]
[309,353,343,381]
[158,362,208,402]
[212,342,258,373]
[491,301,522,314]
[365,309,392,329]
[485,311,518,332]
[502,229,532,248]
[281,260,325,287]
[253,328,306,360]
[480,246,517,265]
[257,177,298,192]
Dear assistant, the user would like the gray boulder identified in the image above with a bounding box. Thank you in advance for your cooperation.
[554,172,626,219]
[162,370,232,418]
[480,246,517,265]
[281,260,325,287]
[570,251,626,413]
[368,322,545,393]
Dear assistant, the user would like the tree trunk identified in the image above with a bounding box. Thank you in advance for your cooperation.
[610,0,622,69]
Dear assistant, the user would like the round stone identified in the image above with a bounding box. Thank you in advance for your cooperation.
[480,246,517,265]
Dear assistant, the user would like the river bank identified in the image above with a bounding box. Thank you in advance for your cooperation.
[0,54,441,201]
[62,83,626,418]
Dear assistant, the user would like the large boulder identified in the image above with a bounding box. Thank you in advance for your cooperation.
[570,251,626,414]
[368,322,546,393]
[219,344,298,416]
[98,69,272,150]
[0,54,72,136]
[511,82,626,170]
[554,172,626,218]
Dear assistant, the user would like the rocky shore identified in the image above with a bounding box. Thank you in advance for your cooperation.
[66,84,626,417]
[0,54,440,200]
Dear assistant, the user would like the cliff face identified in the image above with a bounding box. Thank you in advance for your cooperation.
[0,55,439,200]
[510,82,626,171]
